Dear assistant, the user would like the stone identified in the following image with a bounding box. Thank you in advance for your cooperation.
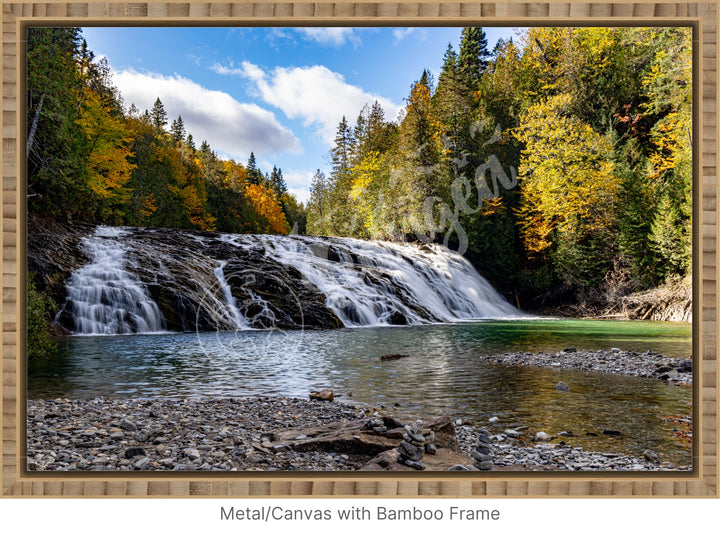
[601,429,623,436]
[309,389,334,402]
[472,451,493,462]
[134,457,151,470]
[475,460,493,470]
[424,443,437,455]
[643,450,659,463]
[183,448,201,460]
[118,419,137,432]
[270,420,403,456]
[380,353,410,361]
[124,447,146,459]
[447,464,470,471]
[403,459,426,470]
[553,382,571,392]
[398,441,423,462]
[488,416,500,423]
[504,429,520,438]
[535,431,551,442]
[425,416,458,451]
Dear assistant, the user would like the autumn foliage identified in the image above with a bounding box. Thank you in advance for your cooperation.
[27,27,302,237]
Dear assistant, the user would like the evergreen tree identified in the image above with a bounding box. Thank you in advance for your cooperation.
[458,27,491,92]
[246,152,264,185]
[170,116,186,146]
[150,97,168,130]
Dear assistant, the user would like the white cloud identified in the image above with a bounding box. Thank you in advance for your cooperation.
[295,28,357,46]
[288,186,310,205]
[112,70,301,160]
[392,28,416,43]
[227,61,402,144]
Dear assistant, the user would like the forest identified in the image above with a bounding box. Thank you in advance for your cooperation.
[27,26,692,323]
[27,27,305,236]
[305,26,692,308]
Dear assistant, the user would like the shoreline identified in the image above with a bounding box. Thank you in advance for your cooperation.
[27,347,692,473]
[482,347,692,386]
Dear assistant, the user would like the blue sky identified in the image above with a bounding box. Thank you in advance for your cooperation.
[81,26,518,203]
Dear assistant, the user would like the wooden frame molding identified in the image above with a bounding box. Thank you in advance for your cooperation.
[1,1,718,497]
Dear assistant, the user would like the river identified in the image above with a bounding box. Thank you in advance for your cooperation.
[28,318,692,465]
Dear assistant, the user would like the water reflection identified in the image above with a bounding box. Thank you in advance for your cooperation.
[28,320,692,464]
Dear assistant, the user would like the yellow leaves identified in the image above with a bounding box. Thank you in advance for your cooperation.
[246,183,290,234]
[180,184,216,231]
[77,87,136,205]
[513,93,620,258]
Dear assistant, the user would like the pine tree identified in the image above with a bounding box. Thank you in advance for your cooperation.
[269,166,287,198]
[246,152,264,185]
[150,97,168,130]
[458,27,491,92]
[170,116,186,146]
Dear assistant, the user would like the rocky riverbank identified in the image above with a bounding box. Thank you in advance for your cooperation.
[484,347,692,385]
[27,389,690,472]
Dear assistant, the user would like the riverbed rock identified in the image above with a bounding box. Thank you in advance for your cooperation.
[554,382,571,392]
[309,389,334,402]
[269,420,401,456]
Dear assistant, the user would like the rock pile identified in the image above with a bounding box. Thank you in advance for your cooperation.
[471,428,494,470]
[396,420,437,470]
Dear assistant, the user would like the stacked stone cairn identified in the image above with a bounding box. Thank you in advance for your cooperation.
[396,419,437,470]
[472,428,494,470]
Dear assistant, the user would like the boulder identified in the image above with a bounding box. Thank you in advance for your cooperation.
[424,415,458,451]
[269,420,403,457]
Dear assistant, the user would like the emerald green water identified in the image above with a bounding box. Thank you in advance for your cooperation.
[29,319,693,465]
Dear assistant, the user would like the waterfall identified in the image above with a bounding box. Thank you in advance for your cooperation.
[211,261,248,329]
[60,226,521,334]
[222,234,521,327]
[60,226,166,334]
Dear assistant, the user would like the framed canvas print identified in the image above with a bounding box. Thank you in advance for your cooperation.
[1,1,718,499]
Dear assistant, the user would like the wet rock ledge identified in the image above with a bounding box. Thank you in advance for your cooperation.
[27,395,688,472]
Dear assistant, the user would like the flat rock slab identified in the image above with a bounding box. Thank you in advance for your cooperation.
[270,415,459,458]
[270,420,402,456]
[360,448,475,471]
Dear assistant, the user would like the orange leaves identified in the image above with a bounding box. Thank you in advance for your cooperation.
[245,184,290,234]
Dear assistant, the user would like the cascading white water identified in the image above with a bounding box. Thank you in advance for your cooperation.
[62,226,166,334]
[63,226,521,334]
[222,234,521,327]
[212,261,248,329]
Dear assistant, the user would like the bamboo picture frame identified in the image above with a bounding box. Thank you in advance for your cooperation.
[1,1,717,498]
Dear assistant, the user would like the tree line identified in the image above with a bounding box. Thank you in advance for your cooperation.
[305,27,692,307]
[27,27,306,235]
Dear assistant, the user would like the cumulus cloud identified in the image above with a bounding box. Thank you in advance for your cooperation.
[223,61,401,144]
[295,27,357,46]
[112,70,301,160]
